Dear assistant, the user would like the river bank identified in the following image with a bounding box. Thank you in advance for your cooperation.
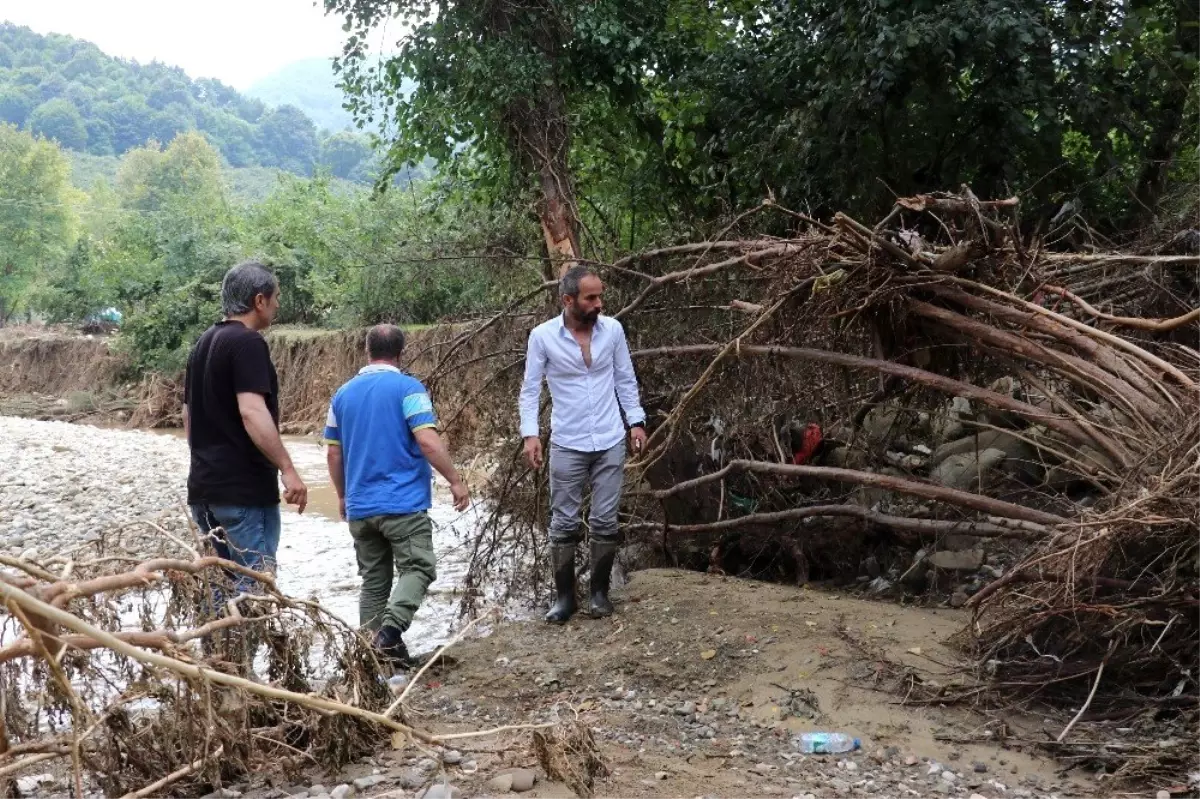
[0,415,1105,798]
[0,415,483,652]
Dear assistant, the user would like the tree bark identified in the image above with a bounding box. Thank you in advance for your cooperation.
[488,0,581,280]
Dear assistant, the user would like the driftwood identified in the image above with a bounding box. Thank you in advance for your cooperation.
[0,539,541,795]
[416,188,1197,784]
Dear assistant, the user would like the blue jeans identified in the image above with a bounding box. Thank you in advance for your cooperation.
[189,503,281,596]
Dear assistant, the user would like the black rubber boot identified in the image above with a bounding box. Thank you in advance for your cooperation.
[589,539,619,618]
[372,624,412,670]
[545,543,578,624]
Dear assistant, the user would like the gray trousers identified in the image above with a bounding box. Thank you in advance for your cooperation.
[549,442,626,544]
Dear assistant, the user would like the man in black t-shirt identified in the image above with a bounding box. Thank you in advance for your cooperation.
[184,261,308,598]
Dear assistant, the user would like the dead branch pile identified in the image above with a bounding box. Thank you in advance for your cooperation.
[0,526,516,796]
[424,189,1198,784]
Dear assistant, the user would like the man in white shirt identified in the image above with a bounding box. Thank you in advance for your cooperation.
[519,267,648,623]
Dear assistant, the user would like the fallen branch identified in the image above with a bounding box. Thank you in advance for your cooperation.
[623,505,1044,539]
[645,459,1067,526]
[631,343,1107,466]
[119,744,223,799]
[1041,285,1200,332]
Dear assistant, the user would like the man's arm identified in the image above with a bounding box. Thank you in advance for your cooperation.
[612,323,646,424]
[326,443,346,519]
[519,330,547,468]
[323,402,345,518]
[237,392,308,512]
[518,330,546,439]
[612,323,648,453]
[413,428,470,511]
[182,403,189,439]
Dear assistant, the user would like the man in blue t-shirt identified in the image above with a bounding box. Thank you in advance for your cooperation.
[324,325,470,667]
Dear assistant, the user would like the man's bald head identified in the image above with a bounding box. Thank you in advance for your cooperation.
[366,324,406,362]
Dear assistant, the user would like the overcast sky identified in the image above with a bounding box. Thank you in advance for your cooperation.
[2,0,381,89]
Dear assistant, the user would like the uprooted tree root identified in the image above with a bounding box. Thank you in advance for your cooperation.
[420,188,1198,784]
[0,527,544,796]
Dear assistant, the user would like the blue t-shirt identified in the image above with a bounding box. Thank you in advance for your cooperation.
[323,364,438,520]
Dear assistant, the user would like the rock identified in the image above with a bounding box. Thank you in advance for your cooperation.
[487,774,514,793]
[655,771,669,780]
[418,784,459,799]
[353,775,385,791]
[329,785,354,799]
[863,555,881,579]
[16,774,54,793]
[398,770,427,790]
[1156,793,1170,799]
[508,768,536,792]
[949,590,969,608]
[442,749,463,765]
[928,549,985,572]
[970,794,988,799]
[931,430,1031,468]
[973,761,988,773]
[1047,445,1118,488]
[941,771,957,784]
[930,448,1006,490]
[310,786,327,796]
[751,763,774,775]
[675,701,696,716]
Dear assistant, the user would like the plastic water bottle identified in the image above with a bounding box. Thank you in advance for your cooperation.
[795,732,861,754]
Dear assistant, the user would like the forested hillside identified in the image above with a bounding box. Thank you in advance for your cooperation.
[0,23,377,180]
[245,57,355,133]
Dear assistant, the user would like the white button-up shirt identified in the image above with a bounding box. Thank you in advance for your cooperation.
[519,313,646,452]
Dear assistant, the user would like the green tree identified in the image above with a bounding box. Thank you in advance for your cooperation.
[33,235,106,322]
[257,104,318,174]
[318,131,372,179]
[28,97,88,149]
[0,84,36,126]
[0,124,76,322]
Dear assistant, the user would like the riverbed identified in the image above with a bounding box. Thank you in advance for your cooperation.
[0,415,485,652]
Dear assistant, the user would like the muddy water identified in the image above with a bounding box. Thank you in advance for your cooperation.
[157,430,486,653]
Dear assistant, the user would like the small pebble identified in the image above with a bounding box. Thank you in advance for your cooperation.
[1156,792,1171,799]
[329,786,353,799]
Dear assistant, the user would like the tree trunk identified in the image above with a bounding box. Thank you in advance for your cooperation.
[486,1,581,281]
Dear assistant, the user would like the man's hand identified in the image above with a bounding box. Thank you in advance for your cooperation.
[282,467,308,514]
[523,436,544,470]
[338,495,346,521]
[449,480,470,512]
[630,426,648,455]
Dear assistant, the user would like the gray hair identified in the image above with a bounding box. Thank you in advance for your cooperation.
[366,324,406,360]
[559,266,597,300]
[221,261,278,316]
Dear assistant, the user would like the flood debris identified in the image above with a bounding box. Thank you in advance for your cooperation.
[425,188,1197,785]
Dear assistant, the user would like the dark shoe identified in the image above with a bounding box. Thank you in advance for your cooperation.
[589,539,619,618]
[372,624,411,669]
[545,543,578,624]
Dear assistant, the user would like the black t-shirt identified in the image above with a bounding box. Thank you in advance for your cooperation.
[184,320,280,506]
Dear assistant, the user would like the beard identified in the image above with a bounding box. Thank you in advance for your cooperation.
[571,306,601,325]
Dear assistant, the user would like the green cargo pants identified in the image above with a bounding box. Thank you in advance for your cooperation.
[349,512,436,632]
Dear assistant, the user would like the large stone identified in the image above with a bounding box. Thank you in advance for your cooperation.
[928,549,985,572]
[397,770,427,790]
[930,430,1038,468]
[487,774,514,793]
[508,768,537,792]
[929,449,1006,491]
[1046,445,1119,488]
[417,784,459,799]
